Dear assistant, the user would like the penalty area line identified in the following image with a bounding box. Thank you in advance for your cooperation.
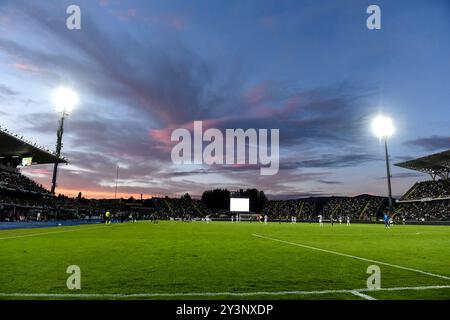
[252,233,450,281]
[0,285,449,298]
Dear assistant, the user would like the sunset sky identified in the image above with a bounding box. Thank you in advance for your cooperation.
[1,0,449,199]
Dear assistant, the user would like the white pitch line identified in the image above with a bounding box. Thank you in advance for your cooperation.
[0,285,449,298]
[252,234,450,281]
[359,285,450,292]
[351,291,377,300]
[0,225,106,240]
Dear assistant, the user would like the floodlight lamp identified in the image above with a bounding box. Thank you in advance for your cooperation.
[53,87,78,114]
[372,115,394,139]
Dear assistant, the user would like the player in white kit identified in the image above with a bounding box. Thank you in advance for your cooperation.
[264,215,268,224]
[346,215,350,226]
[318,215,323,227]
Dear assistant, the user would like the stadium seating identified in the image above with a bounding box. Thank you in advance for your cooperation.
[0,169,49,194]
[319,197,384,221]
[394,178,450,222]
[261,196,384,221]
[394,200,450,222]
[157,198,212,218]
[401,179,450,200]
[261,199,315,221]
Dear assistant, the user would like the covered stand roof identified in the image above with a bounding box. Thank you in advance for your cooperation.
[395,149,450,179]
[0,127,67,167]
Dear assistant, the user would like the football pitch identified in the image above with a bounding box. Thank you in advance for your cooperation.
[0,221,449,300]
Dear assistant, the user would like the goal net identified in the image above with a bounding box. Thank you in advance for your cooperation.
[238,214,261,222]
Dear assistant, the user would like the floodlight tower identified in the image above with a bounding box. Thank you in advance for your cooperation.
[51,87,78,195]
[372,115,395,214]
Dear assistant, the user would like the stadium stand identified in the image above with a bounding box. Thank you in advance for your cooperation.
[150,197,212,219]
[319,196,384,221]
[401,179,450,200]
[261,199,315,221]
[261,196,385,222]
[394,200,450,222]
[0,126,66,167]
[394,149,450,222]
[0,169,49,194]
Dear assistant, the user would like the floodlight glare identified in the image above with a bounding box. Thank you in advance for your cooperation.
[51,86,78,195]
[53,87,78,114]
[372,115,394,138]
[371,114,395,214]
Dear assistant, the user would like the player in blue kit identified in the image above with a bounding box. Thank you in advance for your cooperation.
[384,212,390,228]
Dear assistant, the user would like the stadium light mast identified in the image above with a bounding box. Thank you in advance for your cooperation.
[372,115,395,214]
[51,87,78,195]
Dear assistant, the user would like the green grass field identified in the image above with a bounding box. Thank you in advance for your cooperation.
[0,221,449,300]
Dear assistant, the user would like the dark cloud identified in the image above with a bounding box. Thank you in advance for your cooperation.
[281,153,378,169]
[404,136,450,152]
[268,192,332,200]
[318,179,342,185]
[376,172,424,180]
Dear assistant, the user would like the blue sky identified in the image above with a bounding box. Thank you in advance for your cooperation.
[0,0,449,199]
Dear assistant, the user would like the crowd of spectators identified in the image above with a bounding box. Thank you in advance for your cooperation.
[261,199,315,221]
[0,169,49,194]
[394,200,450,222]
[151,197,212,219]
[260,197,384,222]
[402,179,450,200]
[394,178,450,222]
[320,197,384,221]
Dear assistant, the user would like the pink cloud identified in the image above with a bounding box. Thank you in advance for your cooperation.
[148,118,228,152]
[0,15,10,25]
[97,0,110,7]
[149,127,177,152]
[285,94,302,112]
[115,8,138,21]
[243,82,269,105]
[11,63,40,73]
[128,8,137,18]
[261,16,274,28]
[169,17,186,31]
[29,168,51,175]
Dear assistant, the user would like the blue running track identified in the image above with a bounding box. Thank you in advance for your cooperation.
[0,220,102,230]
